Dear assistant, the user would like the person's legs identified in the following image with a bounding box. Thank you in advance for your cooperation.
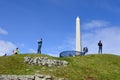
[98,47,102,54]
[100,47,102,54]
[37,49,39,53]
[37,46,40,53]
[99,46,102,54]
[98,47,100,54]
[39,48,41,53]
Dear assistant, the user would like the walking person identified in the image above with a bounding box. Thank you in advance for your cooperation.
[98,40,103,54]
[37,38,42,54]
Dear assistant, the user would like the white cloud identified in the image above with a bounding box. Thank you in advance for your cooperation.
[96,27,120,54]
[0,40,16,56]
[82,20,120,55]
[82,20,109,30]
[0,27,8,35]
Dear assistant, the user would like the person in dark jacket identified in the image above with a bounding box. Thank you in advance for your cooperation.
[82,47,88,56]
[98,40,103,54]
[37,38,42,54]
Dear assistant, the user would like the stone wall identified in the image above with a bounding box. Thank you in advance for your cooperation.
[0,74,67,80]
[24,57,68,67]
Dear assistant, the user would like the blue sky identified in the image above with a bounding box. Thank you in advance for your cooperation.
[0,0,120,56]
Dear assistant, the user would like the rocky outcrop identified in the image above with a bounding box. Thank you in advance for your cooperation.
[24,57,68,67]
[0,74,67,80]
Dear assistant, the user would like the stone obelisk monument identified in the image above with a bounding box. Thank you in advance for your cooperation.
[76,16,82,55]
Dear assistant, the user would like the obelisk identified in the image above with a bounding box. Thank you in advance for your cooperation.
[76,16,82,55]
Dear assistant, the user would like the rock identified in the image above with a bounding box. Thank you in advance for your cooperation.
[24,57,68,67]
[45,75,52,79]
[62,61,68,66]
[0,75,67,80]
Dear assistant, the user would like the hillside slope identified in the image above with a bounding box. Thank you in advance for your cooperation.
[0,54,120,80]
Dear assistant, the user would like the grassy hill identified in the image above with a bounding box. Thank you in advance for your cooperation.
[0,54,120,80]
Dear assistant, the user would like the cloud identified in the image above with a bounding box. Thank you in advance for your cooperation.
[96,27,120,54]
[82,20,120,55]
[82,20,109,30]
[0,27,8,35]
[0,40,16,56]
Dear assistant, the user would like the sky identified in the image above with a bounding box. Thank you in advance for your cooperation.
[0,0,120,57]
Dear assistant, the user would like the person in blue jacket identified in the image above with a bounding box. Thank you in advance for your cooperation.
[37,38,42,54]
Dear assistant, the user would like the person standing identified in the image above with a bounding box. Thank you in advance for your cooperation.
[37,38,42,54]
[98,40,103,54]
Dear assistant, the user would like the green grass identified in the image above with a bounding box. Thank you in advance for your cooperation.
[0,53,120,80]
